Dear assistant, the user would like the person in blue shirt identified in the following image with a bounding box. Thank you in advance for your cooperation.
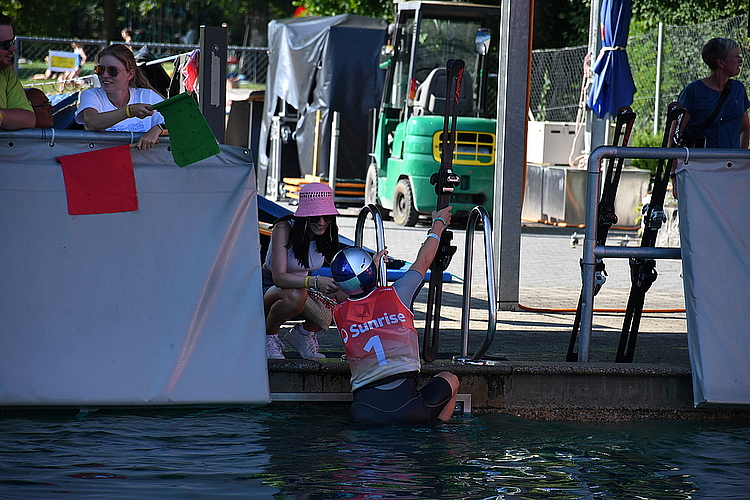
[678,37,750,149]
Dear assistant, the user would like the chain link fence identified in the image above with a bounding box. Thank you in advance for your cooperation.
[530,14,749,135]
[17,14,750,129]
[16,37,269,90]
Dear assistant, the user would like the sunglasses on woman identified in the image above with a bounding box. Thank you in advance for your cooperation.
[94,65,123,77]
[308,215,336,223]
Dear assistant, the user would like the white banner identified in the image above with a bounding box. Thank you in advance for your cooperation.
[0,137,269,407]
[677,158,750,407]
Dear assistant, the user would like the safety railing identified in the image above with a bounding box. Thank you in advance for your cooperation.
[454,205,497,363]
[354,204,388,287]
[576,146,750,362]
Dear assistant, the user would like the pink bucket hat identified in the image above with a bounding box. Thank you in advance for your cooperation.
[294,182,340,218]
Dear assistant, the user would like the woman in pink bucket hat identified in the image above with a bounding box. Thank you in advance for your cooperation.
[262,183,341,359]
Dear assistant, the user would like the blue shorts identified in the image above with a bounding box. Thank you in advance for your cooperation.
[349,374,453,426]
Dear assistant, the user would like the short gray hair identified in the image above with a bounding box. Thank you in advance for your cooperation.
[701,38,738,70]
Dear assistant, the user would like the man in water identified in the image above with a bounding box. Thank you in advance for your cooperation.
[330,206,459,426]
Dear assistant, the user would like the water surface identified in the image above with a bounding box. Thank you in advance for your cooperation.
[1,405,749,499]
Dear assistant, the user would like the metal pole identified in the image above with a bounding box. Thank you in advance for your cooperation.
[493,0,530,311]
[586,0,606,155]
[312,109,321,177]
[329,111,340,196]
[654,22,664,135]
[578,151,603,362]
[267,116,281,201]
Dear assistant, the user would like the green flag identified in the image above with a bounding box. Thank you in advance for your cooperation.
[152,93,221,167]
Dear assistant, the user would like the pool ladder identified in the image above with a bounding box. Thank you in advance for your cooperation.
[454,205,497,364]
[354,204,497,364]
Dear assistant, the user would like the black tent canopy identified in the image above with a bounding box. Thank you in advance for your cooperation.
[258,14,387,193]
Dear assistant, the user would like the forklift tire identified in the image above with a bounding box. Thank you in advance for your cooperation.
[365,163,379,207]
[393,179,420,226]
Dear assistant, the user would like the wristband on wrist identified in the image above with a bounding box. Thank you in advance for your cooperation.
[125,105,133,118]
[432,217,446,227]
[0,110,4,123]
[304,276,310,289]
[427,232,440,243]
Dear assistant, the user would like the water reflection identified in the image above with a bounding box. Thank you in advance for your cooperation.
[0,406,748,499]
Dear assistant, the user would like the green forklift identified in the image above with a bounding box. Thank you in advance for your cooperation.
[365,1,500,225]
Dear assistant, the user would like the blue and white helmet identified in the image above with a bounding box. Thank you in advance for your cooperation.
[331,247,378,296]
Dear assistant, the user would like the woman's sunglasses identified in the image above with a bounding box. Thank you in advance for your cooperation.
[308,215,336,223]
[94,65,123,77]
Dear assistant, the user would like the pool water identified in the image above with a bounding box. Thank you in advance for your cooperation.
[1,404,749,499]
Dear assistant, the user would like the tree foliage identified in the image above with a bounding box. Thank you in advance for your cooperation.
[631,0,748,33]
[0,0,101,38]
[293,0,393,21]
[0,0,296,42]
[533,0,590,49]
[3,0,749,48]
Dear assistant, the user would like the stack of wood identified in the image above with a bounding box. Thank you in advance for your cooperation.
[282,174,365,205]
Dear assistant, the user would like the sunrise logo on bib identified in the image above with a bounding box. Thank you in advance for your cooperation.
[333,287,421,390]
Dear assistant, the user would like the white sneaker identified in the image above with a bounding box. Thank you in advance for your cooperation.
[266,334,285,359]
[284,324,325,360]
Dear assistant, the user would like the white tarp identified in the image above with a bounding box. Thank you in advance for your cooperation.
[0,133,269,407]
[676,158,750,407]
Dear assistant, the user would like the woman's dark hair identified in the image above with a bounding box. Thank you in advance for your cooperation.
[275,215,339,268]
[97,44,155,91]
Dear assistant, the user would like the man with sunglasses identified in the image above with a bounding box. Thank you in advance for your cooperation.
[0,14,35,130]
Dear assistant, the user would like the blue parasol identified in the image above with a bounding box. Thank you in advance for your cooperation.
[587,0,636,119]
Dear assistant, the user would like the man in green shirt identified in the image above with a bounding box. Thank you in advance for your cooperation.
[0,13,35,130]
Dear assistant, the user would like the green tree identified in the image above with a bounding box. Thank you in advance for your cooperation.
[1,0,296,43]
[631,0,748,33]
[533,0,590,48]
[294,0,393,20]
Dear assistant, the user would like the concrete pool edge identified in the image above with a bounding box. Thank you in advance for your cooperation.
[268,359,750,420]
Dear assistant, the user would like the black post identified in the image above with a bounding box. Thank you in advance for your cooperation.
[199,26,228,144]
[422,59,463,362]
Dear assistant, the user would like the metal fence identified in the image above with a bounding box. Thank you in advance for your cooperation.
[16,37,269,88]
[18,14,750,130]
[529,14,749,135]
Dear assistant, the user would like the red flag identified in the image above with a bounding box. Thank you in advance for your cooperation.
[57,144,138,215]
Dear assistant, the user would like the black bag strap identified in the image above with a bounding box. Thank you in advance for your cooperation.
[684,80,732,143]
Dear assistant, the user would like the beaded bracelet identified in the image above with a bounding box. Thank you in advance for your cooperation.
[427,232,440,243]
[432,217,446,227]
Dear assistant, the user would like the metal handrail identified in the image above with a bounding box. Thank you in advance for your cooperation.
[577,146,750,362]
[354,204,388,287]
[454,205,497,363]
